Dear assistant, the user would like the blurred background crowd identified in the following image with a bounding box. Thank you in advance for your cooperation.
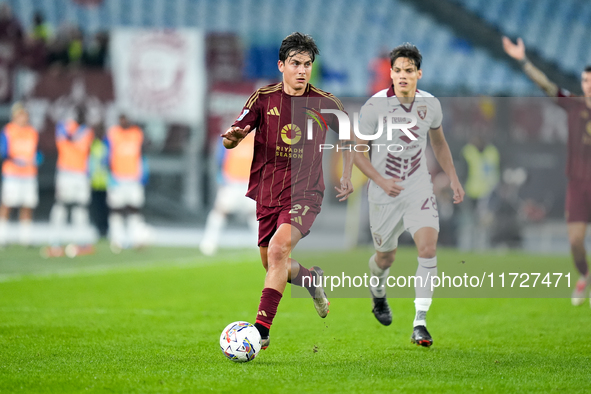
[0,0,588,254]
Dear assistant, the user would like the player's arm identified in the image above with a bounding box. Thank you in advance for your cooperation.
[223,92,261,149]
[353,136,404,198]
[335,139,354,201]
[353,102,404,197]
[428,126,464,204]
[502,36,558,97]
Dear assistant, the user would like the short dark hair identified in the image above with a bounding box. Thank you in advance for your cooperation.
[390,43,422,70]
[584,65,591,73]
[279,32,319,63]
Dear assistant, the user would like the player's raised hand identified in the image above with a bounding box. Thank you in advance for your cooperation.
[378,177,404,198]
[450,179,465,204]
[335,176,354,201]
[502,37,526,61]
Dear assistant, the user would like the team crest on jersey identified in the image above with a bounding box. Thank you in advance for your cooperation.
[372,233,382,247]
[281,124,302,145]
[417,105,427,120]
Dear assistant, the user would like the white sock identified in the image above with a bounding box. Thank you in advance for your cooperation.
[369,253,390,298]
[414,256,437,327]
[127,213,146,246]
[19,220,32,246]
[109,213,125,246]
[49,203,67,245]
[72,205,90,244]
[200,210,226,255]
[0,218,7,245]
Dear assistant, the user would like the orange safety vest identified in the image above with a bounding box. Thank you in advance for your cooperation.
[2,122,39,177]
[107,124,143,180]
[56,120,94,173]
[222,132,254,183]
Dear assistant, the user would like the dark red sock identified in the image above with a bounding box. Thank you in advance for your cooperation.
[254,287,283,333]
[290,263,316,298]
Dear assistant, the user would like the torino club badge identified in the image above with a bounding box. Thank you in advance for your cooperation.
[417,105,427,120]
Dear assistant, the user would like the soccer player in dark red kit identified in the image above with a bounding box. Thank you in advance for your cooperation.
[221,32,354,349]
[503,37,591,306]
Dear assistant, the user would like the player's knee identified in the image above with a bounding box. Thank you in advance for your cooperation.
[376,251,396,267]
[417,244,437,259]
[266,242,290,269]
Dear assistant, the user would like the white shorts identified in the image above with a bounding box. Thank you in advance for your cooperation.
[369,188,440,252]
[55,171,91,205]
[107,181,145,209]
[1,177,38,208]
[215,182,256,213]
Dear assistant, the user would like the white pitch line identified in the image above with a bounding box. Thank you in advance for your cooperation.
[0,254,256,284]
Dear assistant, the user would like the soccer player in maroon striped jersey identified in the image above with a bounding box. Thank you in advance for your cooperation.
[221,32,354,349]
[503,37,591,306]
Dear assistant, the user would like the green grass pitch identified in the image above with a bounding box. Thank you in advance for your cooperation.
[1,243,590,393]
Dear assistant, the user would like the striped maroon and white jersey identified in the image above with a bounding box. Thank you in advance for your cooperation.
[358,85,442,204]
[232,82,344,207]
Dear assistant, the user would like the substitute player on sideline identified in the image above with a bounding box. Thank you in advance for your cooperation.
[0,104,39,247]
[503,37,591,306]
[222,32,354,350]
[105,114,149,251]
[47,106,94,255]
[354,44,464,347]
[199,132,257,256]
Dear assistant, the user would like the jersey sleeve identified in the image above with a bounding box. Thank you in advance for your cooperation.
[430,98,443,129]
[232,90,261,131]
[357,99,378,140]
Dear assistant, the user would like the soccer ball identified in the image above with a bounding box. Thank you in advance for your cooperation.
[219,321,261,362]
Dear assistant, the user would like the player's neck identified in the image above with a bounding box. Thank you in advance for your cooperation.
[282,81,307,96]
[395,89,415,104]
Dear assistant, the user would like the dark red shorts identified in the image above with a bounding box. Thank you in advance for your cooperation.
[256,196,322,247]
[565,180,591,223]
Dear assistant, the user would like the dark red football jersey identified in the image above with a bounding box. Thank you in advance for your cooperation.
[232,82,344,207]
[557,89,591,181]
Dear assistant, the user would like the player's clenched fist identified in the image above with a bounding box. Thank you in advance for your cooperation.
[378,177,404,198]
[221,125,251,148]
[450,179,465,204]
